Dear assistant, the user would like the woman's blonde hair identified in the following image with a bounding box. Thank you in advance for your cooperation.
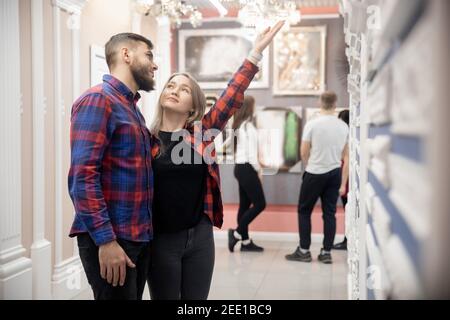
[150,72,206,136]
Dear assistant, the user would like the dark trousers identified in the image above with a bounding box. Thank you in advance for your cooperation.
[298,168,342,251]
[77,233,151,300]
[341,196,348,240]
[147,215,215,300]
[234,163,266,240]
[342,195,348,208]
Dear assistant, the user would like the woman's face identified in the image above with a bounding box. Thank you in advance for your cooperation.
[161,75,193,116]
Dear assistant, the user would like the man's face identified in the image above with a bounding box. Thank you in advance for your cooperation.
[129,42,158,92]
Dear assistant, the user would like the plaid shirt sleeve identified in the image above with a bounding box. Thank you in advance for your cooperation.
[202,59,259,133]
[68,92,116,246]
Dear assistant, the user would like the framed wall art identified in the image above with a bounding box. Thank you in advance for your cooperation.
[273,26,327,96]
[178,28,269,89]
[255,106,303,173]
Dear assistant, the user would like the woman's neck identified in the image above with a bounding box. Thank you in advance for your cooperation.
[160,109,189,132]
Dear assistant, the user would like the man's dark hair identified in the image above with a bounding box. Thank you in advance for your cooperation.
[105,33,153,70]
[338,110,350,126]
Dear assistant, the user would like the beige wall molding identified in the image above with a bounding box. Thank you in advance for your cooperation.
[51,0,87,299]
[52,2,63,272]
[0,0,33,300]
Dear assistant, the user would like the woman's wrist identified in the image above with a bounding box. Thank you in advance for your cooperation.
[247,50,263,65]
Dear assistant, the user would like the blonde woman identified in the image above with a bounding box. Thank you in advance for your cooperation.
[147,21,284,300]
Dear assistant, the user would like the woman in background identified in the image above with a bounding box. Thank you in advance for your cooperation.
[228,95,266,253]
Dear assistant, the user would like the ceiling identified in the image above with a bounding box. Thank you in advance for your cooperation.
[190,0,340,10]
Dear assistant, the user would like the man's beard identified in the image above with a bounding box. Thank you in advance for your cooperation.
[131,62,155,92]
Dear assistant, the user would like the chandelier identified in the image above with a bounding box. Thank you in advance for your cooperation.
[135,0,203,28]
[220,0,301,29]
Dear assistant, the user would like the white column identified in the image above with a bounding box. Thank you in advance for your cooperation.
[51,0,88,300]
[143,16,172,125]
[52,2,63,270]
[0,0,33,300]
[358,34,369,300]
[30,0,52,300]
[68,12,81,99]
[131,11,142,34]
[68,7,82,259]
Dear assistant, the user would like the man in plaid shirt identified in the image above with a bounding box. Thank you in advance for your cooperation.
[68,33,158,300]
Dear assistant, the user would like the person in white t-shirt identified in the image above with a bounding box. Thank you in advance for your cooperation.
[286,91,349,264]
[227,96,266,253]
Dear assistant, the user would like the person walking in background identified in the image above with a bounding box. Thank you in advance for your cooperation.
[228,96,266,253]
[286,91,349,264]
[333,110,350,250]
[147,21,284,300]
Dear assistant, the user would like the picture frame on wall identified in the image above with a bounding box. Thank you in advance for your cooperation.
[178,28,270,89]
[273,26,327,96]
[255,106,303,173]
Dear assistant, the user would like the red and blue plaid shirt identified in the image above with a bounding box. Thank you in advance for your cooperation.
[69,75,153,246]
[151,59,258,229]
[69,59,258,245]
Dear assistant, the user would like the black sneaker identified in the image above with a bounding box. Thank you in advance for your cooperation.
[241,240,264,252]
[285,247,312,263]
[228,229,240,252]
[332,239,347,251]
[318,249,333,264]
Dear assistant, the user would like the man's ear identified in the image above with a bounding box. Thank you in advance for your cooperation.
[120,47,131,64]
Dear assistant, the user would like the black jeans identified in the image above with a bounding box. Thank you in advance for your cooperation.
[342,195,348,208]
[77,234,151,300]
[298,168,342,251]
[147,215,215,300]
[234,163,266,240]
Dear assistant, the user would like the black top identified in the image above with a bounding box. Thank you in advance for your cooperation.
[152,130,207,233]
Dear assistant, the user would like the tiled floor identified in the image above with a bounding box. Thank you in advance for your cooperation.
[74,233,348,300]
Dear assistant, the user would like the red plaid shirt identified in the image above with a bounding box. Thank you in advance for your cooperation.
[151,59,258,228]
[68,75,153,246]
